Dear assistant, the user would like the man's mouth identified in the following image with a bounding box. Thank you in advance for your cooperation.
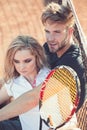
[49,43,57,48]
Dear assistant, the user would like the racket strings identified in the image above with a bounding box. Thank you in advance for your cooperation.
[55,68,76,88]
[39,66,80,129]
[41,75,76,124]
[40,79,74,127]
[56,88,73,122]
[54,69,76,91]
[41,77,72,126]
[42,77,65,101]
[53,68,77,103]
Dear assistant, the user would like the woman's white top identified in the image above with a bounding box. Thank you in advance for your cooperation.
[4,66,77,130]
[4,67,50,130]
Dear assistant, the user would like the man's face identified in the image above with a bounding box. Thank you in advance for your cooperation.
[44,21,71,54]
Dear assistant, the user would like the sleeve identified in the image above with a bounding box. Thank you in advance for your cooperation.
[4,82,13,97]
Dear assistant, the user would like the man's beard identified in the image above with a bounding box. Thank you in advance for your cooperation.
[48,38,68,53]
[48,32,68,53]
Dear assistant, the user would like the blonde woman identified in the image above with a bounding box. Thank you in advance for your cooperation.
[0,35,50,130]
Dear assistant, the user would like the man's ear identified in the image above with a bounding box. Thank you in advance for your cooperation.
[68,27,74,36]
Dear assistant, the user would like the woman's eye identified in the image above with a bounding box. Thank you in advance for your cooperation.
[24,59,32,63]
[13,59,32,63]
[45,29,50,34]
[13,59,20,63]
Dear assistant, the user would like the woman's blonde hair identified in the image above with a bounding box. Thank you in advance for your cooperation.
[4,35,48,83]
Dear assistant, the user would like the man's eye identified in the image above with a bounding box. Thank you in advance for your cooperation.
[54,31,61,33]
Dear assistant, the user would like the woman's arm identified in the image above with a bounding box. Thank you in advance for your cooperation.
[0,85,80,130]
[0,85,41,121]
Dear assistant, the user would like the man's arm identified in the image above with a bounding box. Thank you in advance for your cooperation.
[0,85,41,121]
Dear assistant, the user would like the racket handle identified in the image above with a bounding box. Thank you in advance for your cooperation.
[39,117,42,130]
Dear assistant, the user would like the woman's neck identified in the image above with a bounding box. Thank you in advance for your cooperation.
[25,69,39,86]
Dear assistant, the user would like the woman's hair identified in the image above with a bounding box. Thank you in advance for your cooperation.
[4,35,48,82]
[41,2,75,27]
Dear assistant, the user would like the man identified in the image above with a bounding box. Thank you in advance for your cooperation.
[0,2,85,130]
[42,2,85,110]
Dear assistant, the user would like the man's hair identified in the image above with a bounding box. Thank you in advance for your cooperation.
[41,2,75,27]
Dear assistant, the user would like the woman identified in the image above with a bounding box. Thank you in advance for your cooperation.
[0,35,50,130]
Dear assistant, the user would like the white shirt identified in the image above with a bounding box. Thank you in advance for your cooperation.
[4,67,50,130]
[4,66,77,130]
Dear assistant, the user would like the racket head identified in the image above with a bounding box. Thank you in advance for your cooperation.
[39,65,81,129]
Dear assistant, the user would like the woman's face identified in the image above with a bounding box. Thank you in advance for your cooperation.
[13,49,37,79]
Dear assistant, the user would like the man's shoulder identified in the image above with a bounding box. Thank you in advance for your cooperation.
[65,44,81,58]
[68,44,79,53]
[57,44,82,68]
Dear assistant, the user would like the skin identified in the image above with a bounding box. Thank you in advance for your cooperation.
[44,20,74,57]
[43,21,79,129]
[0,86,40,120]
[0,49,38,112]
[13,49,38,84]
[0,24,79,129]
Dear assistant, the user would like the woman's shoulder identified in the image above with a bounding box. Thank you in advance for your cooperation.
[38,67,50,79]
[41,67,51,73]
[4,76,21,86]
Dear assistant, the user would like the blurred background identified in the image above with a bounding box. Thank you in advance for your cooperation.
[0,1,87,129]
[0,0,87,77]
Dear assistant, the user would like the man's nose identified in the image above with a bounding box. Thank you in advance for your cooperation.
[48,34,55,41]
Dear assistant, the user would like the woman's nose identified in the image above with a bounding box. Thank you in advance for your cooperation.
[19,63,25,70]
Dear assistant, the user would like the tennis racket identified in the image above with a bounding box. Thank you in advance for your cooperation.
[39,65,81,130]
